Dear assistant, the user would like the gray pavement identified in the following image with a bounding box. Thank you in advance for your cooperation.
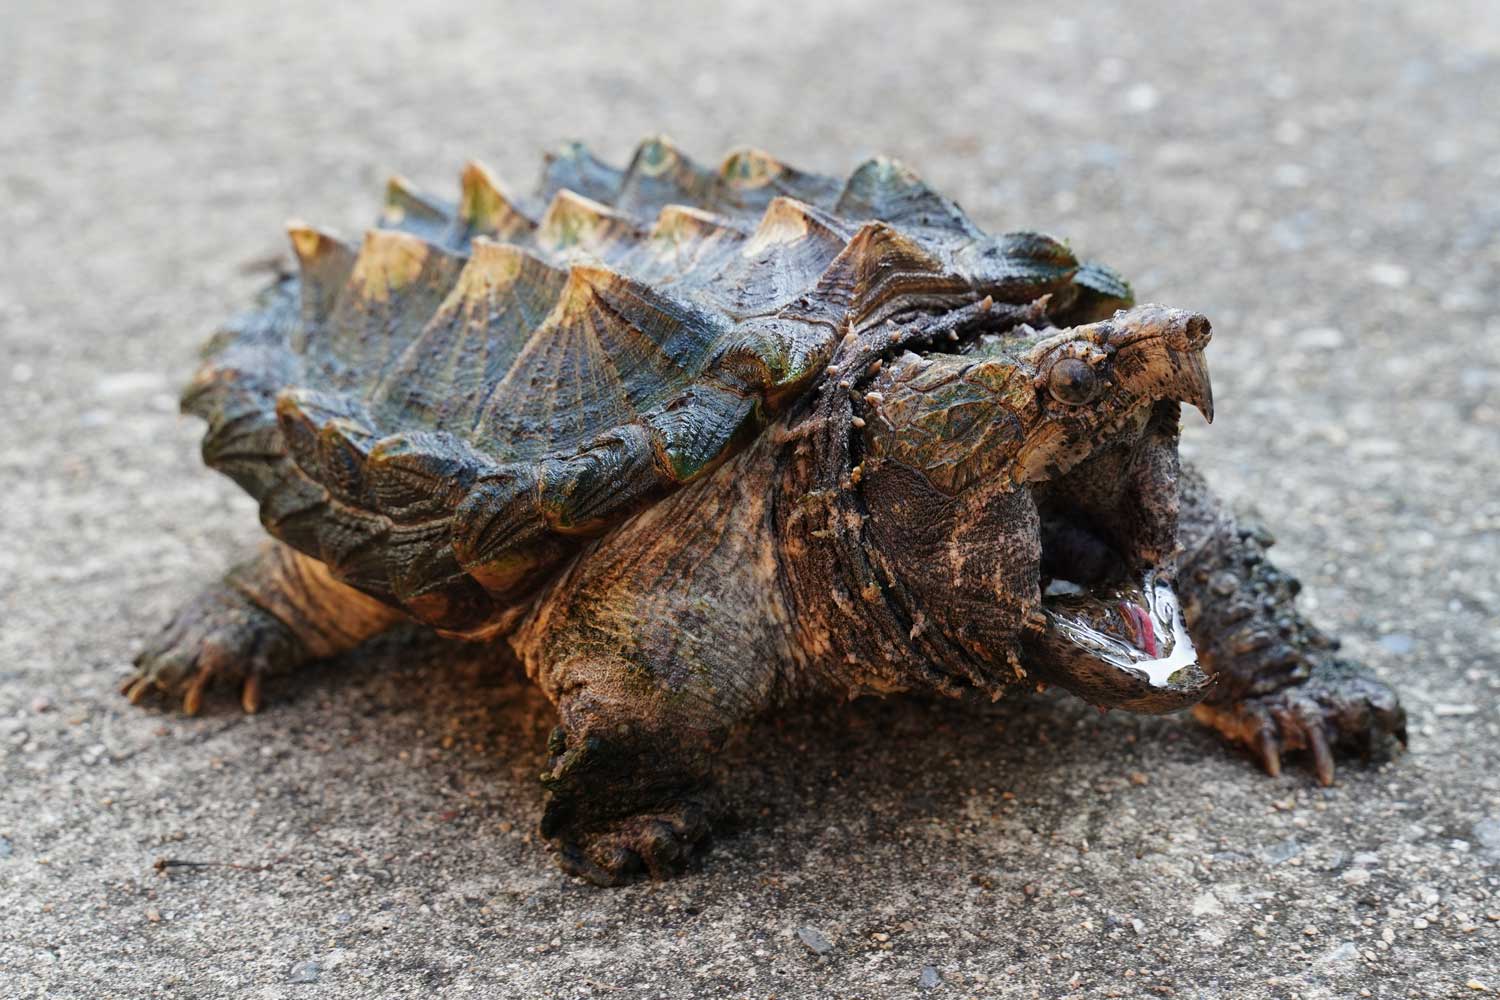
[1,1,1497,996]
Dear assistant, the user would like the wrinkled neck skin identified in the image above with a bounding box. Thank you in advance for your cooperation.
[770,329,1033,701]
[771,420,1018,701]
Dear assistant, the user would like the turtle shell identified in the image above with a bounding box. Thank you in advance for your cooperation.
[183,136,1132,633]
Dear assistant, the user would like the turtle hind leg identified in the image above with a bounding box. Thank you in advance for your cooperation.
[552,803,716,886]
[125,541,402,715]
[1175,466,1406,785]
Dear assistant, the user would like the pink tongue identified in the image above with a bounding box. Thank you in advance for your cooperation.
[1119,601,1158,657]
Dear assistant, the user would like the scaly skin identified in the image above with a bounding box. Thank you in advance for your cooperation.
[1174,467,1407,783]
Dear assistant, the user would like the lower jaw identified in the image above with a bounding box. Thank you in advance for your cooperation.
[1024,570,1213,714]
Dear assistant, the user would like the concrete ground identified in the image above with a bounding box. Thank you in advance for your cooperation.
[2,0,1497,996]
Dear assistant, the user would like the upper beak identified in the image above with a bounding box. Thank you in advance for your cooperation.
[1171,347,1214,424]
[1101,305,1215,424]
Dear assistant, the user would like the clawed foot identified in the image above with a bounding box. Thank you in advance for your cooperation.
[539,728,715,885]
[1194,659,1407,786]
[549,803,712,886]
[123,585,304,715]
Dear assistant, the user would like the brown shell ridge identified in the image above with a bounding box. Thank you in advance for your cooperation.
[834,156,981,236]
[676,196,854,320]
[535,188,649,265]
[453,161,539,248]
[377,138,852,247]
[254,249,789,627]
[310,228,469,393]
[614,135,720,216]
[470,259,731,459]
[537,141,625,205]
[380,175,455,244]
[285,223,357,342]
[625,204,751,284]
[713,146,844,214]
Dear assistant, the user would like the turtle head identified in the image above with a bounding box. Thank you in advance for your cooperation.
[856,305,1215,711]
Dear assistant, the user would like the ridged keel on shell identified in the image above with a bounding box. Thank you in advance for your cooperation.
[183,136,1135,633]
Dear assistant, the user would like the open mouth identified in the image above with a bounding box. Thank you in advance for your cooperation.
[1026,481,1213,714]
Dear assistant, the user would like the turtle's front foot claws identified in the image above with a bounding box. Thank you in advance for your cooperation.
[124,586,302,716]
[1194,660,1406,786]
[538,728,717,885]
[549,803,713,886]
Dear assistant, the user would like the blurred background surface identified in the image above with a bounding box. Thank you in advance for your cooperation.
[1,0,1497,995]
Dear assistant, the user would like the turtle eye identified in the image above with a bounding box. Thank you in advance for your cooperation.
[1048,357,1100,405]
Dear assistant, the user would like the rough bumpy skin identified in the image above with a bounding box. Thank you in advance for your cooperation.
[126,137,1406,885]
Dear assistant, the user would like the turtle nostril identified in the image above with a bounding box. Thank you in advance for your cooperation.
[1183,313,1212,348]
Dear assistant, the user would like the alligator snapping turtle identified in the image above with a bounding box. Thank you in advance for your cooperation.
[126,137,1405,884]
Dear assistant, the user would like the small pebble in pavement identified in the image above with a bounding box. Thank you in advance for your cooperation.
[288,961,321,983]
[798,926,832,955]
[1378,634,1415,655]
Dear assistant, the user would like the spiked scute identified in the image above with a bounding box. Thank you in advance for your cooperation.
[454,161,538,248]
[184,136,1134,631]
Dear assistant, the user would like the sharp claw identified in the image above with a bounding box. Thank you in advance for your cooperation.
[1256,727,1282,778]
[1391,708,1409,748]
[120,674,142,696]
[182,670,210,716]
[605,845,643,884]
[241,674,263,715]
[1307,723,1335,786]
[125,677,153,705]
[636,826,679,880]
[558,844,623,887]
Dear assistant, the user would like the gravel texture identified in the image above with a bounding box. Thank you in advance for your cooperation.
[2,1,1498,997]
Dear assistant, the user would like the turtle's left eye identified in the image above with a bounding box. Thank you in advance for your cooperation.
[1048,357,1100,405]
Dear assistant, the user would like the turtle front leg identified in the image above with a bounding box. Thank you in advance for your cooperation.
[512,450,791,885]
[519,572,786,885]
[126,541,402,714]
[534,677,724,885]
[1175,466,1407,784]
[520,598,772,886]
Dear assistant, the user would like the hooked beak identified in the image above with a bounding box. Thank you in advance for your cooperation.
[1168,347,1214,424]
[1101,305,1214,423]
